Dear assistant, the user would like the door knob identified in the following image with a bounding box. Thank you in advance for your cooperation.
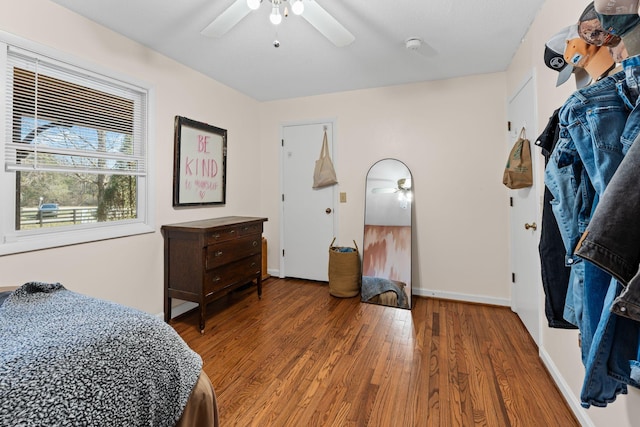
[326,208,332,214]
[524,222,537,231]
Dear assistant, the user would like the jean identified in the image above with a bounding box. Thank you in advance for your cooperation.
[580,279,628,408]
[621,55,640,108]
[536,109,576,329]
[575,58,640,319]
[556,71,629,332]
[573,59,640,407]
[559,70,627,197]
[544,135,587,268]
[544,136,586,327]
[539,183,575,329]
[575,131,640,287]
[545,72,634,406]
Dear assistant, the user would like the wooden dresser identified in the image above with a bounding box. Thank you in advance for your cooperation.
[162,216,268,333]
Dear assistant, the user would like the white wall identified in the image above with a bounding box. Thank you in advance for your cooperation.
[258,76,511,304]
[0,0,262,314]
[1,2,511,310]
[507,1,640,425]
[0,2,514,307]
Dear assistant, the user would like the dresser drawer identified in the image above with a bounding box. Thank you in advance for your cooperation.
[204,255,261,294]
[238,222,263,236]
[206,226,239,245]
[206,235,261,269]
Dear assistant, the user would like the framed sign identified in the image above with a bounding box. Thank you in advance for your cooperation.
[173,116,227,206]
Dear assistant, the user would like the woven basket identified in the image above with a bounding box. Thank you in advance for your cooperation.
[328,238,361,298]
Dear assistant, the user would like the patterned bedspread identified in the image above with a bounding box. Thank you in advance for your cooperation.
[0,282,202,427]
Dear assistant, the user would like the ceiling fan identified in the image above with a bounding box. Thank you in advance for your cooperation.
[201,0,355,47]
[372,178,413,194]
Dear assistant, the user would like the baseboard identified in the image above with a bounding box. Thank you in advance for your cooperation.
[268,268,280,278]
[268,270,510,306]
[412,287,511,307]
[539,347,594,427]
[160,301,198,320]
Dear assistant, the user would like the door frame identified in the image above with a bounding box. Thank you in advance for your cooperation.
[279,118,339,278]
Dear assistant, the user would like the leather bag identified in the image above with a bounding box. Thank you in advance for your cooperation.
[503,127,533,189]
[313,130,338,188]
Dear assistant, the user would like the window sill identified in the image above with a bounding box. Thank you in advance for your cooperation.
[0,222,155,256]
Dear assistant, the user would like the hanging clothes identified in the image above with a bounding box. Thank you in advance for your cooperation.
[545,69,631,408]
[541,0,640,410]
[535,109,576,329]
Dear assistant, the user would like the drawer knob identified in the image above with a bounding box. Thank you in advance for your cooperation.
[212,233,220,239]
[252,240,258,247]
[214,250,223,257]
[212,276,221,282]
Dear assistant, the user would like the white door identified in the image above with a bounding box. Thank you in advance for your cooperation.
[281,122,337,281]
[507,75,540,345]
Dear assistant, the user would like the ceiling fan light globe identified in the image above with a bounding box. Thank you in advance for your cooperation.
[247,0,261,10]
[270,6,282,25]
[292,0,304,15]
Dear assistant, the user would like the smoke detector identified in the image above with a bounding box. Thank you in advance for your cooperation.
[405,37,422,51]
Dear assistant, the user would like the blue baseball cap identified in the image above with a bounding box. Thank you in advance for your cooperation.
[598,12,640,36]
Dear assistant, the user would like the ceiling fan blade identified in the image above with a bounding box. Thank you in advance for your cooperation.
[301,1,355,47]
[201,0,251,38]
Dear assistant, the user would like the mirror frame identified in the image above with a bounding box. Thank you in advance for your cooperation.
[361,158,413,309]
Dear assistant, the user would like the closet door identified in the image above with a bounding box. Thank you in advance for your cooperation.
[280,122,337,281]
[508,75,541,345]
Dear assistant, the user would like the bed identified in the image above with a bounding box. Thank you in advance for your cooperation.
[0,282,219,427]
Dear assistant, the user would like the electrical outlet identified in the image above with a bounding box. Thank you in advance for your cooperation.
[340,192,347,203]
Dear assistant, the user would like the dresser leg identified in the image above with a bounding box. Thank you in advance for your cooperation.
[199,303,206,334]
[164,297,171,323]
[257,274,262,299]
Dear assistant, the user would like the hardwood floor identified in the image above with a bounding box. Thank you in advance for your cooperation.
[171,278,579,426]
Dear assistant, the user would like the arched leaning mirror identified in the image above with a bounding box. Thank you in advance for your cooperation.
[361,159,413,309]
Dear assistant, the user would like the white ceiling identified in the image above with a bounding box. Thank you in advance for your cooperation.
[50,0,546,102]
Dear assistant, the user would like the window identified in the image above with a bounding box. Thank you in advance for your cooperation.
[0,36,154,255]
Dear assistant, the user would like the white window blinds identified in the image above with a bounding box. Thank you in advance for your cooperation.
[4,46,148,175]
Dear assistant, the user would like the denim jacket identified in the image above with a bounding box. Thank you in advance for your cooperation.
[545,71,632,407]
[536,109,576,329]
[575,59,640,296]
[544,135,590,330]
[571,61,640,407]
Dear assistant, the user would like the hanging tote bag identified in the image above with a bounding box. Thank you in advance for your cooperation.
[313,130,338,188]
[503,127,533,189]
[328,238,361,298]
